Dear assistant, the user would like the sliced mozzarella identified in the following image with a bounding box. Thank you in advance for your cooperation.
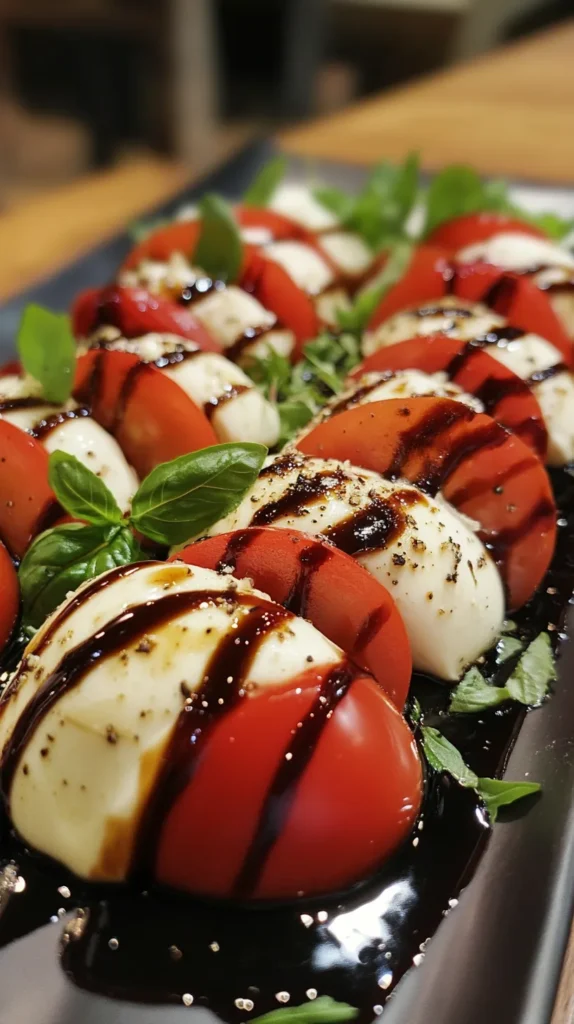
[457,232,574,272]
[119,252,199,295]
[95,333,280,447]
[320,232,374,277]
[362,297,495,356]
[533,266,574,340]
[269,182,340,232]
[265,240,335,296]
[315,287,352,327]
[206,453,504,681]
[0,561,343,882]
[0,375,138,510]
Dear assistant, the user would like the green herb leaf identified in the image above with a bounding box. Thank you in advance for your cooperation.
[476,777,541,823]
[244,156,287,206]
[501,619,518,633]
[505,632,555,706]
[17,304,76,404]
[337,241,414,333]
[19,523,144,628]
[313,185,355,222]
[193,194,243,281]
[130,442,267,545]
[129,215,172,242]
[421,725,541,823]
[249,997,359,1024]
[496,634,524,664]
[449,666,510,714]
[423,165,487,237]
[408,695,422,727]
[48,450,123,527]
[421,726,478,787]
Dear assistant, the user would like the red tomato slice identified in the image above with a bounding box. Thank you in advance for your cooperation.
[0,421,58,558]
[297,397,556,610]
[452,264,573,365]
[354,333,548,460]
[367,245,452,331]
[156,668,422,900]
[0,360,21,378]
[0,541,19,655]
[123,221,202,271]
[74,349,217,478]
[241,247,319,358]
[72,285,220,351]
[427,213,548,253]
[236,205,308,242]
[173,526,411,709]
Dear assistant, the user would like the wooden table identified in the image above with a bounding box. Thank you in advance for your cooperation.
[1,18,574,1022]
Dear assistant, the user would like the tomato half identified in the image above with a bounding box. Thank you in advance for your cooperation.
[297,397,556,610]
[72,285,219,351]
[156,666,422,900]
[0,420,57,558]
[0,361,21,378]
[242,247,319,358]
[0,541,19,655]
[354,334,548,460]
[367,245,451,331]
[427,213,548,253]
[452,264,573,365]
[173,526,411,709]
[74,349,218,478]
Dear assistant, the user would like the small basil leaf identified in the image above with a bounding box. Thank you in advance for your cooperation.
[48,450,123,526]
[19,523,143,628]
[193,194,243,282]
[421,726,478,787]
[496,634,524,664]
[407,695,422,727]
[244,156,287,207]
[313,186,355,221]
[505,632,555,706]
[501,618,517,633]
[337,241,414,333]
[278,399,317,446]
[423,165,486,237]
[17,304,75,404]
[249,997,359,1024]
[130,442,267,545]
[476,777,541,823]
[449,666,510,714]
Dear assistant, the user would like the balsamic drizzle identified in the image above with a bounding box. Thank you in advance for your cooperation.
[31,407,91,441]
[204,385,249,421]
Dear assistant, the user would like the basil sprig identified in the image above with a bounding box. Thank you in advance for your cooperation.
[336,241,414,334]
[244,156,287,207]
[421,726,541,822]
[249,997,358,1024]
[17,304,75,404]
[194,193,243,281]
[449,633,555,714]
[315,152,420,251]
[422,164,574,240]
[19,441,267,628]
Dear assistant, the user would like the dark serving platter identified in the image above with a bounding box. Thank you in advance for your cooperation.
[1,139,574,1024]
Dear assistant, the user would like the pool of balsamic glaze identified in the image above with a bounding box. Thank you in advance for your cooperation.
[0,469,572,1022]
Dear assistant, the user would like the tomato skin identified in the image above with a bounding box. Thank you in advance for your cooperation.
[156,671,422,900]
[0,541,19,655]
[72,285,220,352]
[0,421,57,558]
[367,246,451,331]
[173,527,412,709]
[242,247,319,358]
[297,397,556,610]
[354,333,548,460]
[427,213,548,253]
[74,349,218,478]
[0,360,21,378]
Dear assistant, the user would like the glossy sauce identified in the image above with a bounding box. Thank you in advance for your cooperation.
[31,407,91,441]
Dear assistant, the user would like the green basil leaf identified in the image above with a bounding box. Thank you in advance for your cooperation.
[476,777,541,823]
[407,695,422,727]
[244,156,287,206]
[505,632,555,706]
[17,304,75,404]
[249,997,359,1024]
[423,165,486,237]
[525,211,574,241]
[337,241,414,333]
[129,215,172,242]
[48,450,123,526]
[313,186,354,221]
[449,666,510,714]
[194,194,243,281]
[278,399,317,446]
[19,523,144,628]
[130,442,267,545]
[421,726,478,787]
[496,634,524,664]
[501,618,517,633]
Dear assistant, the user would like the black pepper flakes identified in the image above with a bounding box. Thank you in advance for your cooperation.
[392,553,406,566]
[106,726,118,745]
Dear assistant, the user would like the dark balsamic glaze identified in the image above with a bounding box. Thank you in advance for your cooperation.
[251,470,340,526]
[482,275,518,314]
[31,406,91,441]
[204,385,250,421]
[325,494,415,556]
[283,543,332,616]
[0,396,59,415]
[226,324,278,363]
[1,473,573,1022]
[111,362,150,435]
[327,373,397,417]
[528,362,567,385]
[177,278,225,306]
[385,402,473,484]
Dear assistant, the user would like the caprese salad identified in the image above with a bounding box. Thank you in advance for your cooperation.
[0,153,571,1020]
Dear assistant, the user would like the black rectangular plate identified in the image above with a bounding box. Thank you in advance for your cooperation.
[1,139,574,1024]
